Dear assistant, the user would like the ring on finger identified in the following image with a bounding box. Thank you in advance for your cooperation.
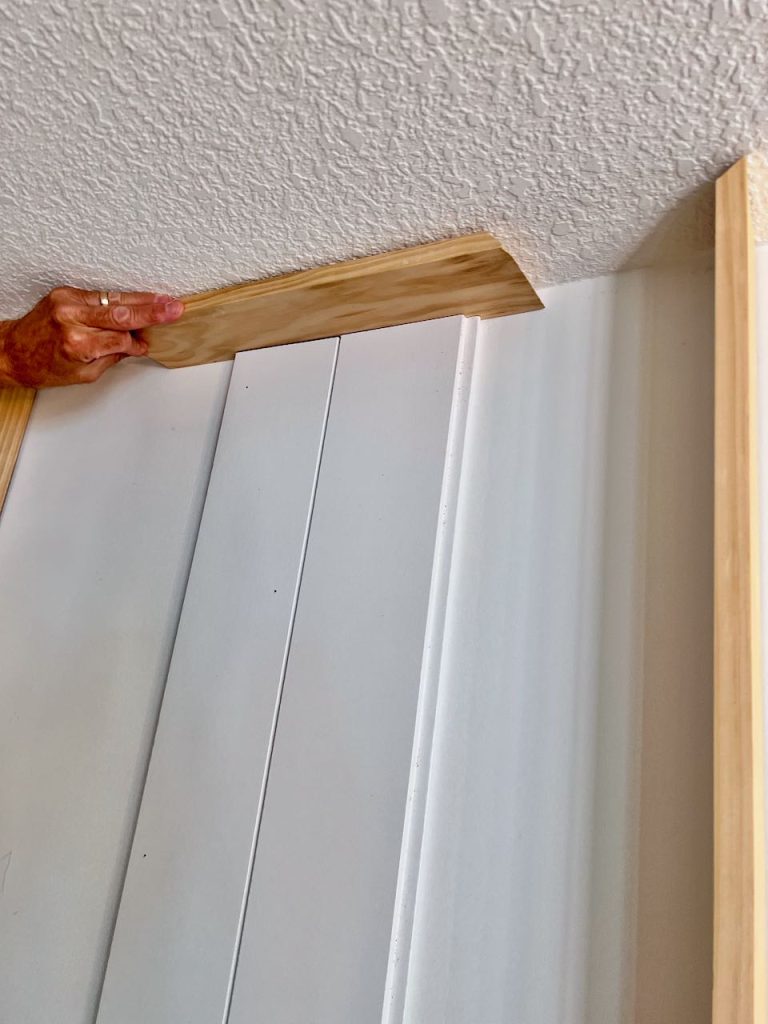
[99,291,110,306]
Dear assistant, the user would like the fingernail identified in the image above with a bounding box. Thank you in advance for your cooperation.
[165,300,184,318]
[113,305,130,323]
[155,293,175,303]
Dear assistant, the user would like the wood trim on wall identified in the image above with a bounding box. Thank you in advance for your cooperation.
[144,232,542,369]
[714,155,767,1024]
[0,386,35,513]
[0,233,541,516]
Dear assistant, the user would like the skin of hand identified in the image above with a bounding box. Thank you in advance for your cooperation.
[0,287,184,389]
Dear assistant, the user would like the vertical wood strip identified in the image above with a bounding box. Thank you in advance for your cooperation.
[0,387,35,512]
[714,156,767,1024]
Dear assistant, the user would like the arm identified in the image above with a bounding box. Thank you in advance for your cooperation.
[0,288,184,388]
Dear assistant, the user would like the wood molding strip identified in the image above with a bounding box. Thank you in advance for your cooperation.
[714,155,767,1024]
[0,233,538,516]
[0,386,35,514]
[145,231,542,369]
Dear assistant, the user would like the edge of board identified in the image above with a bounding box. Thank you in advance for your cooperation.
[0,386,35,514]
[713,155,767,1024]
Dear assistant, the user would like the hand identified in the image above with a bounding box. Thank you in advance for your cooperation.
[0,288,185,389]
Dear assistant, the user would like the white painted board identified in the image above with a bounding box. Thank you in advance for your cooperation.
[226,318,466,1024]
[96,338,338,1024]
[389,269,714,1024]
[0,359,231,1024]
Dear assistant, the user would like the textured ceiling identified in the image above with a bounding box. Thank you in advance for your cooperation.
[0,0,767,318]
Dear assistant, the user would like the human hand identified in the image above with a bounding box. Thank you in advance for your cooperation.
[0,288,184,388]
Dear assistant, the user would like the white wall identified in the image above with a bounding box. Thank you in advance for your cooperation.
[0,268,714,1024]
[0,360,231,1024]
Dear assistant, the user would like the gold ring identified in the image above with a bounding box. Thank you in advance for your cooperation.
[99,291,110,306]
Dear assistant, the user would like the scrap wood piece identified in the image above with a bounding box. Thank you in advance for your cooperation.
[145,232,543,369]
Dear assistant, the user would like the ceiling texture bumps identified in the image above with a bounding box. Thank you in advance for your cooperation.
[0,0,766,316]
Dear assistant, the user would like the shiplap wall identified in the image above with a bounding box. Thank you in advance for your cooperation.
[0,360,232,1024]
[0,267,713,1024]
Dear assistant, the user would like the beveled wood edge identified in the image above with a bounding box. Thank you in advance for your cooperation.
[713,155,767,1024]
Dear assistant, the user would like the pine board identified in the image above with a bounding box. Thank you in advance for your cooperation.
[713,156,767,1024]
[0,386,35,512]
[145,232,542,369]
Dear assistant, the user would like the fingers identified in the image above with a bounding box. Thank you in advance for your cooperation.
[60,327,147,363]
[51,286,176,307]
[77,353,124,383]
[60,298,184,332]
[32,286,182,388]
[85,330,148,360]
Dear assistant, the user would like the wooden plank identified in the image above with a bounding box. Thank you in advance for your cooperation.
[756,242,768,1018]
[0,386,34,511]
[0,360,231,1024]
[144,232,542,369]
[226,318,469,1024]
[0,234,538,505]
[714,156,767,1024]
[97,339,338,1024]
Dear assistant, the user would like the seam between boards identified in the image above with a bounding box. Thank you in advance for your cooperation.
[220,336,341,1024]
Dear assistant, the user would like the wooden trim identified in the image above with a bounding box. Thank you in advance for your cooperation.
[0,387,35,513]
[0,233,538,516]
[714,156,767,1024]
[747,151,768,246]
[145,232,543,369]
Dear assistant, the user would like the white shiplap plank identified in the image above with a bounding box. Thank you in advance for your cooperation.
[0,359,231,1024]
[398,279,630,1024]
[393,269,714,1024]
[226,318,469,1024]
[96,338,338,1024]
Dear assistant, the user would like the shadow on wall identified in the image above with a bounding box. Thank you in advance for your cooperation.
[398,264,713,1024]
[621,181,715,273]
[589,267,714,1024]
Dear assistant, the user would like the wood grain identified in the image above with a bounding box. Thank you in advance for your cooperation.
[0,387,34,512]
[714,156,767,1024]
[144,231,543,369]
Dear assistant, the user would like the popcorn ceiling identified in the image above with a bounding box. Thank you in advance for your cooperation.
[0,0,766,317]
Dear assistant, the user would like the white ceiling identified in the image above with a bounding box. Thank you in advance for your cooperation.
[0,0,766,317]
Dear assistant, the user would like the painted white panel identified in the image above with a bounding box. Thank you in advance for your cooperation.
[0,359,231,1024]
[387,270,714,1024]
[227,318,469,1024]
[96,338,338,1024]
